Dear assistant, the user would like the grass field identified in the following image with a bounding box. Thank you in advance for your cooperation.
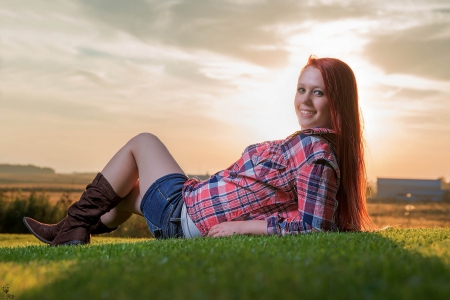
[1,229,450,299]
[2,173,450,298]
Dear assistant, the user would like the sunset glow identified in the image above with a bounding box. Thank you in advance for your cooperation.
[1,0,449,181]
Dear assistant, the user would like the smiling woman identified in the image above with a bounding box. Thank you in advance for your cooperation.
[23,56,374,246]
[303,56,373,231]
[295,65,332,129]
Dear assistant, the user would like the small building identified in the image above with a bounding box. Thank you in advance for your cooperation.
[377,178,445,201]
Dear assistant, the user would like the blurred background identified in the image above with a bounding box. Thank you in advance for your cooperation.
[1,0,449,235]
[1,0,449,180]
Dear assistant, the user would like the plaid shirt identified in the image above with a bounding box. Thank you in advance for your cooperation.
[182,127,340,236]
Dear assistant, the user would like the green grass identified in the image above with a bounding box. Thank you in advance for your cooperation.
[1,229,450,299]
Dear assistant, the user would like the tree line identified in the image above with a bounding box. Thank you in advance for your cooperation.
[0,164,55,174]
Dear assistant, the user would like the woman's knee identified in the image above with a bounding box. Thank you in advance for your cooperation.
[128,132,162,149]
[134,132,160,142]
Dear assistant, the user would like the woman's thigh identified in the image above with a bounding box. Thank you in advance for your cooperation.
[128,133,186,197]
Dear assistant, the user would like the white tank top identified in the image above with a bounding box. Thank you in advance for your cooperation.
[181,202,202,238]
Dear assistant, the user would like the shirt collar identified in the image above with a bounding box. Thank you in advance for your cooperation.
[300,127,336,136]
[288,127,337,150]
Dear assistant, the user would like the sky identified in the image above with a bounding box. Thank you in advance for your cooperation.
[1,0,450,181]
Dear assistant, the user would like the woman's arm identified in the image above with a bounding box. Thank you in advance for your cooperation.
[207,220,267,237]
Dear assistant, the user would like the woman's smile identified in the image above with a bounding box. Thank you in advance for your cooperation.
[294,66,331,129]
[300,109,317,116]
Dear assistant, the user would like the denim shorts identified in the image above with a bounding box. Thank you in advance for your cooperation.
[140,173,189,239]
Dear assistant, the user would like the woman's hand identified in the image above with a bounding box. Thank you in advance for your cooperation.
[207,221,243,237]
[207,220,267,237]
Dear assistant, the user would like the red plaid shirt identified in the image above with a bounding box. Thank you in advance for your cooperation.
[182,127,340,236]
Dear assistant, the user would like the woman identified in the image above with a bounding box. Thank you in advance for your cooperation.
[24,56,374,246]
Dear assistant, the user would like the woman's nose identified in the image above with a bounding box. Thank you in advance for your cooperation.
[301,93,312,105]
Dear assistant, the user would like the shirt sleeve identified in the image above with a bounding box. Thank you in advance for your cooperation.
[266,158,339,235]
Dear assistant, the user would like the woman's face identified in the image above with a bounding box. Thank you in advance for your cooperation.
[294,66,332,130]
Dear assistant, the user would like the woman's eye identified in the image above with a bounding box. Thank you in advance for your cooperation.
[297,88,305,93]
[314,90,324,96]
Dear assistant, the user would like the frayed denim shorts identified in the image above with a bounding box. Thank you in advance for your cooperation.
[140,173,188,239]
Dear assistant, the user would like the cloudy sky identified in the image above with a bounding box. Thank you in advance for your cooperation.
[1,0,450,181]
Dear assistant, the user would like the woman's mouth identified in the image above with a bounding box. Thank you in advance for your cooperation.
[300,110,316,116]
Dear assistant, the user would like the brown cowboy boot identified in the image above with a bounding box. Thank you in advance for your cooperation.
[23,216,118,245]
[23,217,65,244]
[50,173,123,246]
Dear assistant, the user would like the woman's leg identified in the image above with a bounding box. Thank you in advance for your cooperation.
[25,133,185,244]
[100,132,185,224]
[50,132,185,245]
[99,181,140,228]
[102,133,184,196]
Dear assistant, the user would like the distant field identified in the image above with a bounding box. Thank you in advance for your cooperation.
[0,173,89,203]
[0,172,208,203]
[367,200,450,229]
[0,173,95,190]
[1,190,83,204]
[0,172,210,190]
[0,172,97,184]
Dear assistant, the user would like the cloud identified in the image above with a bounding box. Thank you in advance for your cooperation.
[74,0,379,68]
[394,87,442,99]
[4,0,450,178]
[374,83,450,115]
[1,90,109,122]
[363,22,450,80]
[399,111,450,129]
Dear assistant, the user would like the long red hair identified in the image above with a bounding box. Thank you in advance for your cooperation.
[304,56,374,231]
